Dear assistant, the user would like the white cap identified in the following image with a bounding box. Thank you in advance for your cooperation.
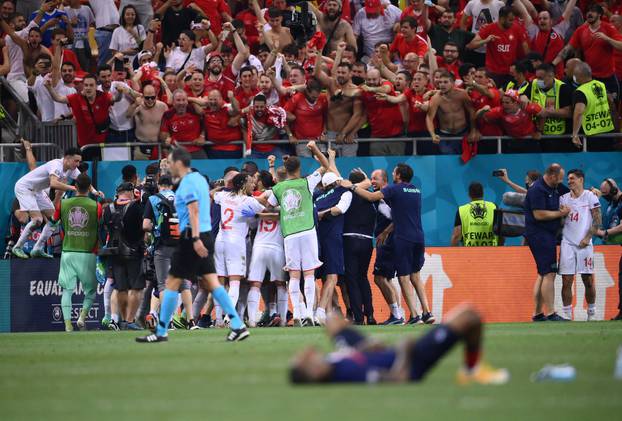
[322,172,341,187]
[138,50,152,61]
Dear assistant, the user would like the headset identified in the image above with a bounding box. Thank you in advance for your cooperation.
[604,178,619,197]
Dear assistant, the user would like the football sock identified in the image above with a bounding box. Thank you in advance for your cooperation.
[15,219,37,249]
[237,300,247,321]
[303,275,316,319]
[562,305,572,320]
[192,289,208,319]
[228,280,240,307]
[316,307,326,321]
[288,277,303,320]
[156,289,179,337]
[277,285,288,322]
[103,278,114,317]
[465,349,481,371]
[61,289,73,321]
[390,303,400,318]
[81,282,96,319]
[215,302,223,324]
[212,286,243,330]
[33,221,54,251]
[587,304,596,315]
[247,286,261,326]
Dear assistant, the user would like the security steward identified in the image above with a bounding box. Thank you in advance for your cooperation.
[451,182,499,247]
[571,62,615,151]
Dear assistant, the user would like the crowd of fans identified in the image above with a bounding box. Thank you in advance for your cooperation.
[1,0,622,160]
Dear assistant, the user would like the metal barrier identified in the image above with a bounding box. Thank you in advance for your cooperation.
[0,142,64,162]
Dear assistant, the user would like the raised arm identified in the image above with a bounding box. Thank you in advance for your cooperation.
[44,78,69,104]
[250,0,267,26]
[561,0,578,24]
[229,24,251,73]
[313,50,333,87]
[307,141,330,172]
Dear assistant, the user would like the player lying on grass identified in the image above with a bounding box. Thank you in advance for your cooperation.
[289,304,509,384]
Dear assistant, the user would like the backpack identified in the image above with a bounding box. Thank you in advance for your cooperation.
[107,201,144,259]
[154,193,180,247]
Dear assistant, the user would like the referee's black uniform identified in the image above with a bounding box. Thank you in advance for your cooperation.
[343,192,377,324]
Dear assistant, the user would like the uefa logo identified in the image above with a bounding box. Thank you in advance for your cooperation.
[52,306,62,321]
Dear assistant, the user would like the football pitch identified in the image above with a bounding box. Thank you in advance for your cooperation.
[1,322,620,420]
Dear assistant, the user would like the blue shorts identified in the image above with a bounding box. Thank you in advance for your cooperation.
[373,237,396,279]
[393,238,425,277]
[317,235,344,276]
[526,231,558,275]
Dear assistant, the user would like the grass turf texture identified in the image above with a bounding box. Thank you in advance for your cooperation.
[0,322,620,420]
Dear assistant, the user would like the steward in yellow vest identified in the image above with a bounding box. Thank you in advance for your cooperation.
[451,182,499,247]
[528,64,572,135]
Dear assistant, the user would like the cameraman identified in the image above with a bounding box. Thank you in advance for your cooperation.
[142,175,198,329]
[102,182,146,330]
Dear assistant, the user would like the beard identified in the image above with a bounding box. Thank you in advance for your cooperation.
[210,66,222,75]
[327,11,340,21]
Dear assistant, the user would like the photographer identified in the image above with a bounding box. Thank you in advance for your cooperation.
[102,182,146,330]
[494,168,541,208]
[142,175,198,330]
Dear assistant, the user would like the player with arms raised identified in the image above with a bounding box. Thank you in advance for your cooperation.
[559,169,601,321]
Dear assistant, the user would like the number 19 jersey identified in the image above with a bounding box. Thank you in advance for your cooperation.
[254,218,285,251]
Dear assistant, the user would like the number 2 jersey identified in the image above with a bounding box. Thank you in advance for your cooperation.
[560,190,600,246]
[213,192,264,243]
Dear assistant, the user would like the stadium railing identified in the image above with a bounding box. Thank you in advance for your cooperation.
[0,142,63,162]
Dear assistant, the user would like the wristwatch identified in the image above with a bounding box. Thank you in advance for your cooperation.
[192,236,200,242]
[604,230,609,240]
[349,185,357,192]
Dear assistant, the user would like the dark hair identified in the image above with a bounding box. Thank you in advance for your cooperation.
[78,162,89,173]
[289,64,305,75]
[443,41,459,51]
[587,4,604,16]
[468,182,484,199]
[242,161,259,175]
[122,164,137,182]
[567,169,584,179]
[171,147,192,167]
[282,43,299,57]
[253,93,267,103]
[180,29,196,42]
[52,28,66,38]
[284,156,301,174]
[75,173,91,194]
[306,77,323,93]
[268,7,281,18]
[239,65,254,76]
[257,44,270,54]
[513,59,531,75]
[349,171,365,183]
[36,53,52,63]
[8,12,24,23]
[458,63,476,78]
[525,52,543,62]
[97,64,112,75]
[527,170,541,183]
[435,68,454,81]
[231,173,249,194]
[499,5,513,19]
[536,63,555,75]
[159,175,173,186]
[400,16,418,29]
[146,162,160,176]
[394,163,413,182]
[290,367,312,384]
[61,61,75,70]
[64,147,82,157]
[337,61,352,71]
[258,170,275,188]
[29,26,42,35]
[397,70,413,83]
[119,5,140,27]
[223,166,239,176]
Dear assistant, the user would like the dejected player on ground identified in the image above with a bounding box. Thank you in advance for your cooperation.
[136,148,249,343]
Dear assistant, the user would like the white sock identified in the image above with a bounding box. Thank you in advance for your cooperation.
[315,307,326,322]
[228,280,240,307]
[269,302,277,315]
[15,220,38,249]
[277,285,288,322]
[192,289,208,319]
[562,305,572,320]
[587,304,596,315]
[390,278,402,303]
[33,222,54,251]
[215,303,223,324]
[389,303,400,318]
[247,286,261,326]
[303,275,316,319]
[104,278,114,317]
[237,300,247,320]
[288,278,303,319]
[111,313,119,323]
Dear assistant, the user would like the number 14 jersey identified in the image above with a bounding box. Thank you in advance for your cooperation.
[560,190,600,246]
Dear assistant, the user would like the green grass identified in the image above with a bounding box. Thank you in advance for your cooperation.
[0,323,621,421]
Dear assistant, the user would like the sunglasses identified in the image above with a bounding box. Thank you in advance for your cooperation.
[144,96,156,100]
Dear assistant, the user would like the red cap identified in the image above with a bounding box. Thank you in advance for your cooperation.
[365,0,384,15]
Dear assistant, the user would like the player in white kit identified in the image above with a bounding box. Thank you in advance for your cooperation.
[213,173,265,325]
[559,169,602,321]
[12,148,83,258]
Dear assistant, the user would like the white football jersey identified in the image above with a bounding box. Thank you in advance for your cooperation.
[214,192,264,242]
[16,159,80,192]
[560,190,600,246]
[254,217,284,250]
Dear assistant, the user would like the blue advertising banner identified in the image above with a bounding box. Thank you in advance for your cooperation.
[9,259,104,332]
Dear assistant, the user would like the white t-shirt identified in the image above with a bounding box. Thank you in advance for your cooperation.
[64,5,95,48]
[166,47,207,73]
[109,25,146,63]
[55,82,77,119]
[560,190,600,246]
[109,81,134,131]
[352,5,402,57]
[6,21,38,80]
[31,75,56,122]
[463,0,504,53]
[16,158,80,192]
[254,217,285,250]
[214,192,265,242]
[89,0,120,28]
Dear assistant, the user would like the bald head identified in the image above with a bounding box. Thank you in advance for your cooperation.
[366,68,382,87]
[565,58,582,79]
[371,169,388,190]
[573,62,592,84]
[544,163,564,187]
[600,178,620,201]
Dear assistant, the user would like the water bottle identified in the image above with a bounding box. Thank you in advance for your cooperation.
[532,364,576,382]
[615,346,622,380]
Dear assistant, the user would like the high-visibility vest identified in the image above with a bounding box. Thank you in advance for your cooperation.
[505,80,530,96]
[530,79,566,135]
[577,80,614,136]
[458,200,498,246]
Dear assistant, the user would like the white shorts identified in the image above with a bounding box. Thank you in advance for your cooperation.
[559,241,594,275]
[248,246,286,282]
[215,239,247,277]
[283,230,322,272]
[15,183,54,212]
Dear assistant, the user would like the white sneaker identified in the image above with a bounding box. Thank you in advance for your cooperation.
[76,318,86,331]
[587,313,596,322]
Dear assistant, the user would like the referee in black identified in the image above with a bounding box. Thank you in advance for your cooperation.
[524,163,570,322]
[342,170,377,325]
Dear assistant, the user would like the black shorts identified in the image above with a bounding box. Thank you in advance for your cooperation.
[393,239,425,277]
[525,231,558,276]
[111,257,145,291]
[409,325,459,381]
[169,232,216,281]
